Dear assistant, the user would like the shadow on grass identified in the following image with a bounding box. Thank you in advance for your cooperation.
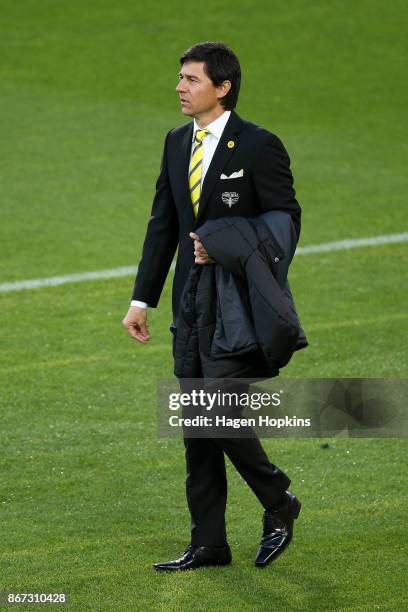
[147,543,342,611]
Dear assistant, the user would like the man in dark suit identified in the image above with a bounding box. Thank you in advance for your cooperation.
[122,42,302,571]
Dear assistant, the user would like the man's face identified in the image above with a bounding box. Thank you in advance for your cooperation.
[176,61,225,117]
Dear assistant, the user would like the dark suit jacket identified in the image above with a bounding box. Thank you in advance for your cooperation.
[132,110,301,321]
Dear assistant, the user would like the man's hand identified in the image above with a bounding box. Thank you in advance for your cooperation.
[189,232,215,264]
[122,306,150,343]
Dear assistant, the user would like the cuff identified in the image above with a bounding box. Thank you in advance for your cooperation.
[130,300,148,309]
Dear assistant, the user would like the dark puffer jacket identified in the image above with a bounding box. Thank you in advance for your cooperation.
[173,211,308,379]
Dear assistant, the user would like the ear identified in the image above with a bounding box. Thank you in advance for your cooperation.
[216,80,232,101]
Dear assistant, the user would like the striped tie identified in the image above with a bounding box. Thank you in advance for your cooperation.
[189,129,209,217]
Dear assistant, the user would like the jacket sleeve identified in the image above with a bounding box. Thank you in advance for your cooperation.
[131,131,179,307]
[251,132,301,242]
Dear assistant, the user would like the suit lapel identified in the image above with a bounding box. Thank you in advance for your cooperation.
[195,111,243,225]
[175,121,195,224]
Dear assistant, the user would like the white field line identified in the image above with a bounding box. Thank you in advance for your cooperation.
[295,232,408,255]
[1,232,407,294]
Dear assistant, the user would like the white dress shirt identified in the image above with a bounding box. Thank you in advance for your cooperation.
[191,110,231,180]
[131,110,231,309]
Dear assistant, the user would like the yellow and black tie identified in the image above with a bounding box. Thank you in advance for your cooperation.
[189,129,209,217]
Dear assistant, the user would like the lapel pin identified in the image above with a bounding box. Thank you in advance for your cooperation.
[227,140,235,149]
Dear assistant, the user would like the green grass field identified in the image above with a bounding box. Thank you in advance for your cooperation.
[1,1,407,610]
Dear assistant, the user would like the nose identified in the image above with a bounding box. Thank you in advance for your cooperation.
[176,79,186,93]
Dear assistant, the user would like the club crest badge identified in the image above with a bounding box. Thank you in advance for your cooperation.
[222,192,239,208]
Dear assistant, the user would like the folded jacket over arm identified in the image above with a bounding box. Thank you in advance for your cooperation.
[173,211,308,380]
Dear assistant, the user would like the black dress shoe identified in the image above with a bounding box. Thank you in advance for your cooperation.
[255,490,301,568]
[153,544,232,572]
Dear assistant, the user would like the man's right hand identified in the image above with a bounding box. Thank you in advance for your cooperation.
[122,306,150,344]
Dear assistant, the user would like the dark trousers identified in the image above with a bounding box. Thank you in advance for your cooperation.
[179,376,291,546]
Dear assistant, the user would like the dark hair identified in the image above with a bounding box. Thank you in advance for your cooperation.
[180,41,241,110]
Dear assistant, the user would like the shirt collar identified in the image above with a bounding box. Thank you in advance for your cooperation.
[192,110,231,141]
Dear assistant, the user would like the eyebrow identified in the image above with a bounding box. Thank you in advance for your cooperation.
[178,72,200,81]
